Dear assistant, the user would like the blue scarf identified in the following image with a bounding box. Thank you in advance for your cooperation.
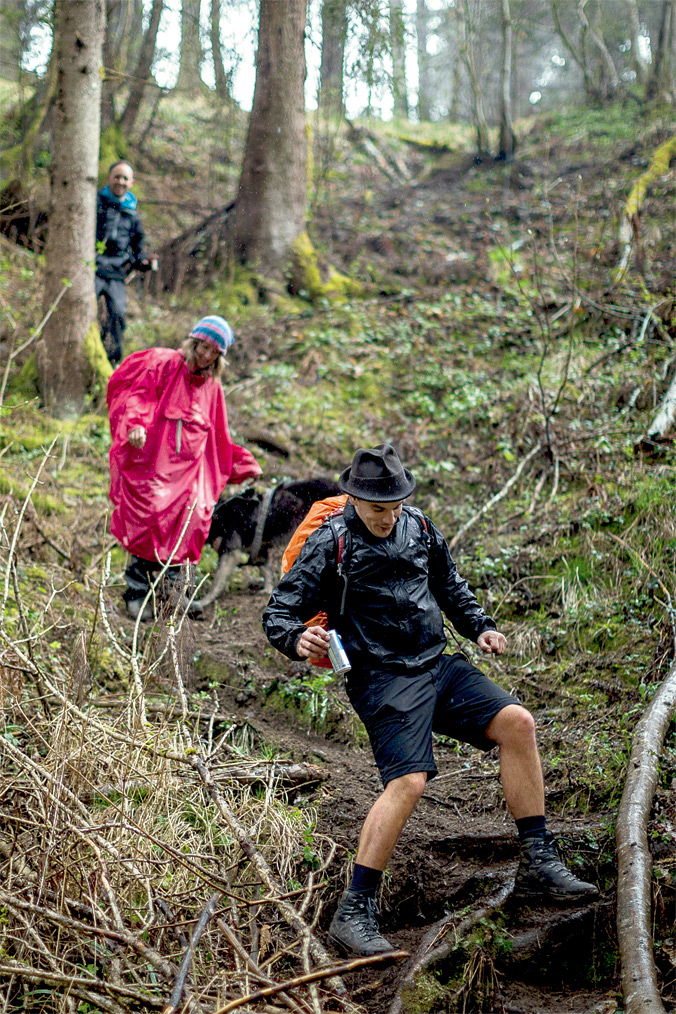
[101,185,137,210]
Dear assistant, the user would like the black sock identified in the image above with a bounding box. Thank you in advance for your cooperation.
[516,815,547,840]
[349,863,383,896]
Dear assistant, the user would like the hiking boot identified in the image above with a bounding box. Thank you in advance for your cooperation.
[514,832,599,902]
[328,889,394,956]
[126,598,154,622]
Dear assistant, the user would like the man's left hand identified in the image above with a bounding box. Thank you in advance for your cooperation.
[477,630,507,655]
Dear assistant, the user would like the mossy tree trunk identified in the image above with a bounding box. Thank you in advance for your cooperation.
[37,0,104,419]
[233,0,308,277]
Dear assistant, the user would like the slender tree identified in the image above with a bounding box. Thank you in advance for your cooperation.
[390,0,409,118]
[176,0,205,93]
[37,0,105,417]
[498,0,515,159]
[627,0,648,87]
[460,0,490,156]
[416,0,431,121]
[233,0,308,275]
[647,0,676,103]
[210,0,230,100]
[119,0,164,133]
[319,0,347,116]
[0,0,25,81]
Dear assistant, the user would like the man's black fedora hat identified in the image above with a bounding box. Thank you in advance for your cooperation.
[338,443,416,502]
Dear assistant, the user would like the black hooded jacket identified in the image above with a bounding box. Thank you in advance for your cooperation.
[95,189,145,280]
[262,503,496,676]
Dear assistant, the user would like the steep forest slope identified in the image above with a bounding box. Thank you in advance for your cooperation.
[0,96,675,1014]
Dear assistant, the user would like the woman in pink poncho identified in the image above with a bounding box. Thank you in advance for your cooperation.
[107,315,261,619]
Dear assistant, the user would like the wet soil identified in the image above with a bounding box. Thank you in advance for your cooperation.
[188,576,619,1014]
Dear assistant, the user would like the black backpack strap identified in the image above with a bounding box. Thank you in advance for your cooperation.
[327,515,351,616]
[403,504,429,535]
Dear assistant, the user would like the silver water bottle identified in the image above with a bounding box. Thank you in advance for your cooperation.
[327,629,351,677]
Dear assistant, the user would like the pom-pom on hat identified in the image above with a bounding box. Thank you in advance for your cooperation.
[189,315,234,354]
[339,443,415,502]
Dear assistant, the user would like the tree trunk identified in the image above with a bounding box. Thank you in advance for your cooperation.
[498,0,516,160]
[390,0,409,119]
[101,0,131,129]
[233,0,308,276]
[119,0,164,134]
[37,0,104,418]
[416,0,431,122]
[576,0,619,99]
[616,652,676,1014]
[551,1,594,100]
[0,0,25,82]
[319,0,347,117]
[176,0,204,94]
[460,0,490,156]
[647,0,676,103]
[210,0,229,100]
[627,0,648,86]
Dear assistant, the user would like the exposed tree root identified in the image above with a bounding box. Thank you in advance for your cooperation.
[387,878,512,1014]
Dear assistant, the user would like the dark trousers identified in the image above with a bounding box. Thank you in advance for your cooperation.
[124,555,182,603]
[95,275,127,365]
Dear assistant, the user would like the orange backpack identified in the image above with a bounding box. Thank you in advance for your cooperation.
[281,494,348,667]
[281,496,429,668]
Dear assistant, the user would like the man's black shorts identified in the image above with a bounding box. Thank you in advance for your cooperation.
[345,653,517,786]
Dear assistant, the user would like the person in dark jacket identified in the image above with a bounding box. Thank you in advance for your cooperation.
[96,161,150,365]
[263,443,597,957]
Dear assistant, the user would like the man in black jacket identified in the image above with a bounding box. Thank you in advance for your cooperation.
[96,161,150,365]
[263,443,597,957]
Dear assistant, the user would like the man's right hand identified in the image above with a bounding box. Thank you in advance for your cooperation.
[296,625,330,661]
[128,426,147,448]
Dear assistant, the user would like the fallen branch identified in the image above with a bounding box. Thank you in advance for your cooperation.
[213,951,409,1014]
[449,443,542,551]
[616,654,676,1014]
[163,892,221,1014]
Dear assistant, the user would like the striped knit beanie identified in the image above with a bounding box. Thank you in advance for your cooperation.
[189,315,234,354]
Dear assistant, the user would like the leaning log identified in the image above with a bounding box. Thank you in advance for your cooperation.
[614,133,676,281]
[616,651,676,1014]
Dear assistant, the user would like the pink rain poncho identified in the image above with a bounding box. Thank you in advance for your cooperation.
[107,347,261,564]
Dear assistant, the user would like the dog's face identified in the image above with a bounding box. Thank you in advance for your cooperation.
[208,495,260,553]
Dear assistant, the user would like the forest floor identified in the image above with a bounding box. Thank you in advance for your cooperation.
[1,95,676,1013]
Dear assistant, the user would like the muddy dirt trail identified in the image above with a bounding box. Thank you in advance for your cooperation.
[190,577,616,1014]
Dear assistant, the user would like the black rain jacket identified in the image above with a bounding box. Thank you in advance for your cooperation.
[95,190,146,280]
[262,502,496,676]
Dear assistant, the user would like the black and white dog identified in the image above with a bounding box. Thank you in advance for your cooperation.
[192,478,341,610]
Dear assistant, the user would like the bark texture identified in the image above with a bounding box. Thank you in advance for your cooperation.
[319,0,347,116]
[0,0,24,81]
[498,0,516,159]
[233,0,308,275]
[37,0,104,418]
[210,0,229,100]
[416,0,431,121]
[176,0,205,93]
[119,0,164,133]
[390,0,409,118]
[616,653,676,1014]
